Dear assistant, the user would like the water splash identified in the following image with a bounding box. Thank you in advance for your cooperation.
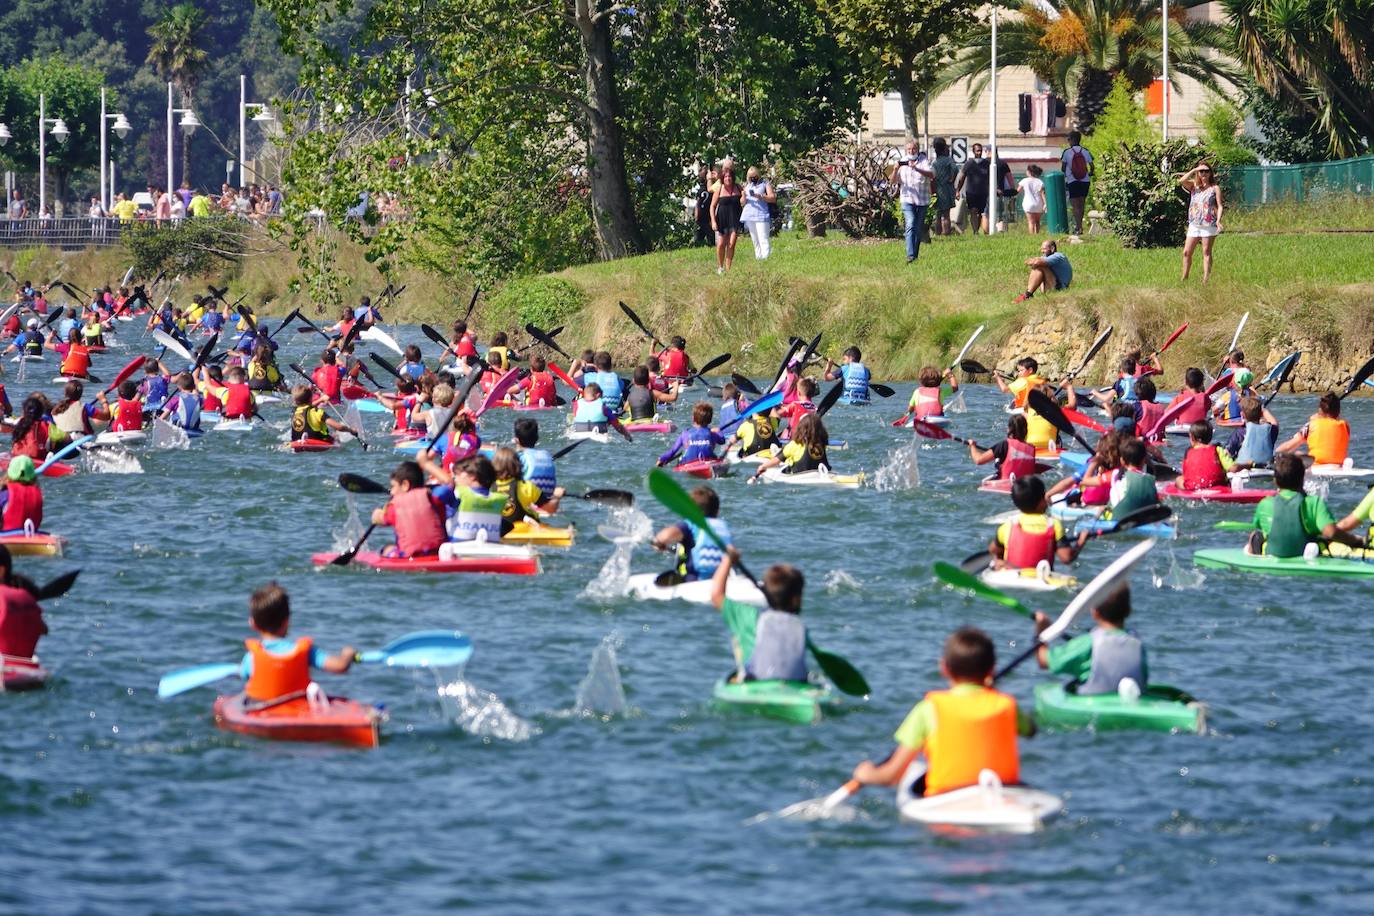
[83,448,143,474]
[823,569,861,594]
[948,389,968,414]
[573,635,628,719]
[1304,477,1329,501]
[1153,548,1207,590]
[872,436,920,491]
[150,420,190,450]
[582,505,653,601]
[436,678,539,742]
[333,493,366,552]
[604,505,653,543]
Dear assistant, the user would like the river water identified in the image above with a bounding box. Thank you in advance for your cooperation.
[3,326,1371,913]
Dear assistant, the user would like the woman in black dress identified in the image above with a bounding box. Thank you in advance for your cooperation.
[710,166,745,274]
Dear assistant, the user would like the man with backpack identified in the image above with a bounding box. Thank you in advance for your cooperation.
[1060,131,1094,235]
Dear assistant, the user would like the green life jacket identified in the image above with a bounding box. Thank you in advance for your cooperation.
[1265,490,1309,558]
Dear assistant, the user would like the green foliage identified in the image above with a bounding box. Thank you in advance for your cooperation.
[484,276,586,332]
[1084,77,1152,155]
[124,218,247,278]
[0,58,107,203]
[1197,93,1259,169]
[1238,80,1329,164]
[1096,139,1220,247]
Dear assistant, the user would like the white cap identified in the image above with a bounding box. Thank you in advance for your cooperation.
[26,318,39,329]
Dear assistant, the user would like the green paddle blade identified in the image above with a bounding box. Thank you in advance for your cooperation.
[158,662,240,699]
[647,468,716,543]
[933,561,1034,619]
[807,638,870,697]
[358,630,473,668]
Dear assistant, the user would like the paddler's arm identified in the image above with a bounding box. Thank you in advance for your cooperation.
[416,450,453,486]
[650,523,685,552]
[852,746,919,788]
[1062,380,1077,409]
[609,414,633,443]
[709,546,740,611]
[320,646,357,673]
[968,441,995,466]
[943,367,959,391]
[1274,428,1305,454]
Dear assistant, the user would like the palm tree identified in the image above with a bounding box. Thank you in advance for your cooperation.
[935,0,1240,133]
[146,3,210,185]
[1224,0,1373,158]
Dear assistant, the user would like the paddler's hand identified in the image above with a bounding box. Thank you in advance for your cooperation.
[851,760,880,784]
[341,646,358,668]
[1033,611,1051,635]
[724,546,741,563]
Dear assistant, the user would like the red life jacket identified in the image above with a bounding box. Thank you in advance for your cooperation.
[1000,438,1037,480]
[388,487,446,557]
[1171,391,1208,424]
[3,315,19,336]
[2,480,42,531]
[1137,400,1165,438]
[223,383,254,419]
[312,364,342,401]
[1004,516,1056,569]
[392,394,417,432]
[0,584,46,658]
[658,349,688,378]
[111,397,143,432]
[913,386,944,419]
[455,333,478,358]
[1182,445,1227,490]
[60,344,91,379]
[524,371,556,406]
[10,421,50,460]
[244,637,313,702]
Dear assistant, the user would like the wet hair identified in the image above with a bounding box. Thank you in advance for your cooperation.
[791,412,828,449]
[119,380,139,400]
[491,332,508,348]
[1136,378,1156,402]
[1016,357,1039,374]
[797,377,818,399]
[580,349,595,363]
[432,383,454,408]
[943,627,996,681]
[226,366,245,383]
[1095,584,1132,626]
[690,485,720,517]
[144,357,161,373]
[291,384,312,406]
[919,366,941,387]
[491,446,522,480]
[762,563,804,614]
[1273,452,1305,490]
[646,356,661,373]
[530,355,546,373]
[843,346,861,362]
[177,372,196,391]
[452,319,468,337]
[457,454,496,489]
[594,351,613,371]
[250,582,291,635]
[1189,421,1213,444]
[1185,367,1204,390]
[692,401,713,427]
[1006,414,1029,442]
[391,460,424,489]
[396,378,417,396]
[513,418,540,447]
[60,380,84,404]
[1011,475,1047,513]
[1319,392,1340,417]
[1110,401,1135,430]
[633,366,650,386]
[1240,397,1262,424]
[10,396,45,444]
[583,382,603,399]
[1119,436,1147,469]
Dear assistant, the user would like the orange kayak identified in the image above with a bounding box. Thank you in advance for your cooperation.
[2,655,50,692]
[214,691,381,749]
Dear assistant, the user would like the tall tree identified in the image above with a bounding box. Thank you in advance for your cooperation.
[146,3,210,186]
[935,0,1238,133]
[824,0,980,141]
[1224,0,1373,158]
[0,59,106,215]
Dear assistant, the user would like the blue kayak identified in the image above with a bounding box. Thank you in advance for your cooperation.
[1058,451,1093,473]
[1074,518,1177,539]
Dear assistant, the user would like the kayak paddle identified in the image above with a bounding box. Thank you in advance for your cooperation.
[1062,406,1106,434]
[157,662,240,698]
[463,284,481,321]
[1148,322,1188,362]
[1214,520,1252,532]
[1028,389,1094,452]
[338,473,388,495]
[568,488,635,507]
[355,630,473,668]
[1054,325,1113,397]
[959,359,1013,381]
[1261,351,1301,408]
[933,561,1036,619]
[950,325,985,372]
[551,440,584,461]
[100,355,146,396]
[646,468,869,697]
[295,313,334,341]
[731,373,761,396]
[288,363,368,449]
[332,523,377,566]
[619,301,665,350]
[38,435,94,474]
[525,323,572,360]
[1338,354,1374,400]
[32,569,80,600]
[680,352,731,386]
[548,361,582,394]
[1223,311,1249,368]
[360,325,404,357]
[718,390,783,435]
[474,369,521,417]
[814,381,845,418]
[369,353,404,381]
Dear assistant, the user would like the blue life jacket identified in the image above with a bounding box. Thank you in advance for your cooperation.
[168,392,201,431]
[719,399,742,428]
[573,396,608,427]
[519,448,557,502]
[1114,374,1139,402]
[400,360,426,380]
[841,362,871,404]
[687,518,731,577]
[142,375,170,411]
[587,371,624,414]
[57,318,77,341]
[1237,421,1275,465]
[202,311,224,331]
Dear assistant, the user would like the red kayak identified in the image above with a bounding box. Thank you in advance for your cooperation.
[214,691,380,748]
[978,463,1056,493]
[310,550,539,575]
[3,655,50,692]
[1160,482,1276,504]
[0,454,74,478]
[674,459,729,479]
[288,439,337,453]
[341,382,375,401]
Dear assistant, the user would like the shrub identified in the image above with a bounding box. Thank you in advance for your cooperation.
[1096,140,1222,248]
[1197,94,1259,171]
[124,218,247,278]
[787,136,901,239]
[485,276,586,331]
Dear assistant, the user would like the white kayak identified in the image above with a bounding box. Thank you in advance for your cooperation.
[213,419,258,433]
[437,539,536,562]
[979,563,1078,592]
[726,447,775,465]
[896,768,1063,834]
[1309,461,1374,479]
[625,572,767,607]
[566,429,610,443]
[91,429,147,447]
[757,466,864,489]
[254,395,283,405]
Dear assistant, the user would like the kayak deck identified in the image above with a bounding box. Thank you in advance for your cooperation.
[1034,681,1206,734]
[2,655,50,692]
[1193,547,1374,578]
[712,679,836,725]
[214,691,381,748]
[896,769,1063,834]
[311,550,540,575]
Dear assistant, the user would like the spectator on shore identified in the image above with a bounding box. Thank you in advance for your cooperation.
[693,167,715,247]
[931,138,958,236]
[1180,162,1222,283]
[895,142,933,263]
[267,185,283,215]
[1061,131,1094,235]
[1014,239,1072,302]
[176,181,194,211]
[88,197,105,219]
[955,143,990,234]
[741,166,776,261]
[170,193,186,221]
[9,191,27,220]
[111,193,137,222]
[711,164,744,275]
[154,187,172,222]
[189,189,212,219]
[1018,164,1047,234]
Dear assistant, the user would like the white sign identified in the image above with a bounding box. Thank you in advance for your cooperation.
[951,137,970,164]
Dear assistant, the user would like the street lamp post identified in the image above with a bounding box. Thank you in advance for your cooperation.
[165,81,201,192]
[239,74,274,187]
[100,87,131,212]
[987,5,999,236]
[37,93,71,218]
[1161,0,1170,141]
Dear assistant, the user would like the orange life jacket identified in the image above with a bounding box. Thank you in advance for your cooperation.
[60,344,91,378]
[1012,375,1046,408]
[244,637,313,702]
[923,688,1020,796]
[1307,416,1350,465]
[1004,517,1056,569]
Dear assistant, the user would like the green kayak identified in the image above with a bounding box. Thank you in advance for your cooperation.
[712,679,835,725]
[1034,681,1206,734]
[1193,547,1374,578]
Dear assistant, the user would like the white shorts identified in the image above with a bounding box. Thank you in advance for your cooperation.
[1186,224,1219,239]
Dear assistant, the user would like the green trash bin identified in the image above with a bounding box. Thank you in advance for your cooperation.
[1044,170,1068,234]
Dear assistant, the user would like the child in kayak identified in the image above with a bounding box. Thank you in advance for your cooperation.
[491,447,563,535]
[778,378,818,431]
[200,365,255,421]
[728,404,782,460]
[1034,584,1146,695]
[750,413,830,479]
[514,419,557,502]
[371,461,447,557]
[570,383,633,441]
[1213,368,1255,425]
[657,403,726,468]
[1163,368,1210,425]
[710,545,808,683]
[9,397,53,461]
[159,373,204,434]
[718,383,746,428]
[849,627,1033,797]
[1277,392,1349,467]
[1048,430,1121,508]
[995,357,1046,409]
[239,582,355,703]
[1178,421,1233,489]
[656,336,693,381]
[312,350,345,404]
[969,414,1037,480]
[399,344,427,381]
[1227,397,1279,468]
[824,346,871,405]
[0,456,43,531]
[1108,437,1159,517]
[1247,454,1362,557]
[518,355,559,408]
[289,385,353,444]
[1132,378,1165,438]
[990,476,1081,572]
[0,545,47,661]
[138,357,172,414]
[52,381,105,443]
[651,485,732,584]
[626,366,678,421]
[901,366,958,425]
[580,352,625,415]
[422,454,508,543]
[110,381,145,432]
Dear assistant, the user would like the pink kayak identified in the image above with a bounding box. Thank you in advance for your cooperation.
[1160,482,1275,503]
[624,420,675,433]
[674,459,729,479]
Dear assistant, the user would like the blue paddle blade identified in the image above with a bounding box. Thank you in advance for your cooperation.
[351,399,389,413]
[157,662,240,699]
[358,631,473,668]
[39,434,94,472]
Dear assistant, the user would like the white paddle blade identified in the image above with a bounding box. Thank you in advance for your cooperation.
[952,324,986,368]
[360,326,404,356]
[152,329,193,362]
[1043,539,1157,642]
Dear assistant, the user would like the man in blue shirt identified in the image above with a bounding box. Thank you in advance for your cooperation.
[1015,239,1072,303]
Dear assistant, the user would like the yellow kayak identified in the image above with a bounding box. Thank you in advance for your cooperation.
[503,520,575,547]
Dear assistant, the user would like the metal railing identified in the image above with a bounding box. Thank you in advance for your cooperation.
[0,217,129,249]
[1228,154,1374,206]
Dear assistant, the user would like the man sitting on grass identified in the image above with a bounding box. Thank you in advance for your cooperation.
[1014,240,1072,303]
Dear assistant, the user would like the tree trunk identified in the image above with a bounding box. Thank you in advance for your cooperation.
[894,57,918,143]
[55,171,67,218]
[574,1,646,260]
[1073,68,1113,134]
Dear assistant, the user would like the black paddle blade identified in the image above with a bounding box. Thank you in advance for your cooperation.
[798,332,823,368]
[191,332,219,373]
[870,382,895,398]
[272,308,300,337]
[341,319,364,350]
[463,285,481,320]
[1148,461,1180,480]
[235,304,257,332]
[43,308,64,326]
[959,551,994,574]
[525,323,571,359]
[619,301,659,344]
[33,569,80,601]
[815,381,845,418]
[582,488,634,507]
[337,473,389,495]
[369,353,403,380]
[551,440,585,461]
[731,372,761,395]
[332,524,376,565]
[207,284,229,302]
[1028,389,1092,451]
[1341,354,1374,399]
[960,359,992,375]
[1113,503,1172,530]
[420,323,449,349]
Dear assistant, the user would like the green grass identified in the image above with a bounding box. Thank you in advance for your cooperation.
[1225,194,1374,233]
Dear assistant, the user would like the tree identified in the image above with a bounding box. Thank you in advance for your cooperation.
[824,0,980,141]
[146,3,210,186]
[1084,76,1153,155]
[0,58,107,216]
[935,0,1239,133]
[1223,0,1374,159]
